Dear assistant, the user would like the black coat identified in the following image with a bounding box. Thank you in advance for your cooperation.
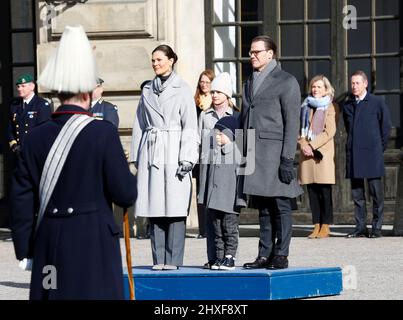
[343,93,391,178]
[10,105,137,300]
[8,95,52,147]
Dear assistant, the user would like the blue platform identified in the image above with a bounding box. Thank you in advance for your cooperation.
[123,266,342,300]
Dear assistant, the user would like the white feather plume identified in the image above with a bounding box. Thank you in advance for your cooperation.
[38,25,98,93]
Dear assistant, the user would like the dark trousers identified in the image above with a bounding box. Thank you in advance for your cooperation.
[351,178,384,232]
[253,196,293,257]
[194,165,206,236]
[209,209,239,259]
[149,217,186,266]
[206,208,217,263]
[307,184,333,224]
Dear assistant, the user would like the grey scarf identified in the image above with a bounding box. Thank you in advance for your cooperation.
[152,71,176,96]
[252,59,278,96]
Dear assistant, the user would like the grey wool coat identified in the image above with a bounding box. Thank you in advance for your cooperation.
[197,108,246,214]
[241,63,303,198]
[130,72,199,217]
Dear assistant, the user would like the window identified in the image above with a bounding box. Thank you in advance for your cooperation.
[205,0,401,130]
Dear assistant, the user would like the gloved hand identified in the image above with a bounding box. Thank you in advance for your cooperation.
[176,161,193,179]
[18,258,33,271]
[11,143,21,156]
[279,157,294,184]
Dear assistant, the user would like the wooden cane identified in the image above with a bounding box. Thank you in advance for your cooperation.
[123,208,135,300]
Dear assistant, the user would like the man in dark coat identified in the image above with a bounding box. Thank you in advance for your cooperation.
[8,74,52,156]
[241,35,302,270]
[90,78,119,128]
[343,70,391,238]
[10,25,137,300]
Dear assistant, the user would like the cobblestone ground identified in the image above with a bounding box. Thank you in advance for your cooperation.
[1,226,402,300]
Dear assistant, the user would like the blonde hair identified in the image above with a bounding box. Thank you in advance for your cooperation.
[309,75,335,99]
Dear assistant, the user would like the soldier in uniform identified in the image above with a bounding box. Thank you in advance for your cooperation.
[10,25,137,300]
[8,74,52,156]
[90,78,119,128]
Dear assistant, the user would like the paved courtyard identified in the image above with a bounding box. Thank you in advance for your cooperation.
[1,225,402,300]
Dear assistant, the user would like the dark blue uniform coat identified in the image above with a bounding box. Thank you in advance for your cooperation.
[8,95,52,147]
[90,99,119,128]
[10,105,137,300]
[343,93,391,178]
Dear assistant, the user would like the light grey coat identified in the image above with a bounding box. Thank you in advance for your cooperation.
[130,72,199,217]
[241,63,303,198]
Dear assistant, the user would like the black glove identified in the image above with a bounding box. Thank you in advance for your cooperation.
[11,144,21,156]
[279,157,294,184]
[176,161,193,179]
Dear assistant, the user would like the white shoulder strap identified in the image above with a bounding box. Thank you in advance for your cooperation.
[35,114,94,234]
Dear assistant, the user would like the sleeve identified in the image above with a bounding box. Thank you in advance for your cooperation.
[104,104,120,128]
[379,98,392,151]
[10,146,36,260]
[103,127,137,208]
[309,103,339,150]
[280,76,301,159]
[179,86,199,164]
[342,101,353,134]
[129,98,145,163]
[8,105,17,143]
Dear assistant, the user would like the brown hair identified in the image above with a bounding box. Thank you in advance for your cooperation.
[251,35,278,58]
[152,44,178,67]
[351,70,368,82]
[194,69,215,107]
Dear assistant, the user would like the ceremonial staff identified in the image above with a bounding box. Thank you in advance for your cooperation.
[123,208,135,300]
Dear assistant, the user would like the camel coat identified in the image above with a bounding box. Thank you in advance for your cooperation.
[298,103,339,185]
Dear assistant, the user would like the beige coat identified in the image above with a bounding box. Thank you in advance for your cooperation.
[298,103,339,185]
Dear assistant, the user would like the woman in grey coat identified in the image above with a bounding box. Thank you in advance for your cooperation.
[130,45,198,270]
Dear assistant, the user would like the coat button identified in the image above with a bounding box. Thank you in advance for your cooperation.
[25,124,29,127]
[16,125,19,128]
[16,131,19,134]
[67,208,74,214]
[25,131,28,133]
[52,208,58,214]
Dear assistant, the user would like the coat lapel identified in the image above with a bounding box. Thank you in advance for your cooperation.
[253,66,280,99]
[143,84,164,119]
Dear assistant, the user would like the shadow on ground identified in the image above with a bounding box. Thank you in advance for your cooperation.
[0,281,30,289]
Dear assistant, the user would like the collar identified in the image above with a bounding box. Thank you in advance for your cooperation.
[91,97,102,108]
[52,104,93,117]
[24,93,35,105]
[355,90,368,102]
[205,106,234,116]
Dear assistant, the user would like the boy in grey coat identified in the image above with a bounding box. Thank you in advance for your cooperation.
[199,116,246,270]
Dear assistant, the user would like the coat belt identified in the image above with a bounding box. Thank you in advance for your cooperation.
[144,126,181,169]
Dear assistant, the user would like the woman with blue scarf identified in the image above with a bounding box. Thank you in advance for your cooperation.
[298,75,339,239]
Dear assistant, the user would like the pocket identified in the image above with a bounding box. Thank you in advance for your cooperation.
[259,131,283,141]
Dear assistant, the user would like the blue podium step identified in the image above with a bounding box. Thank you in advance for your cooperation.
[123,266,342,300]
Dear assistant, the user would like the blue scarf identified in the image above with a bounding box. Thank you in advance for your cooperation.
[300,95,331,140]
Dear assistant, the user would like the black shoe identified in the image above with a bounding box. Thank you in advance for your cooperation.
[369,231,382,238]
[346,229,369,238]
[243,256,269,269]
[267,255,288,270]
[203,261,215,269]
[211,258,224,270]
[219,255,236,270]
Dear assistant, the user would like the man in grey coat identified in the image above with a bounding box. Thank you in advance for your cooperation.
[242,35,303,270]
